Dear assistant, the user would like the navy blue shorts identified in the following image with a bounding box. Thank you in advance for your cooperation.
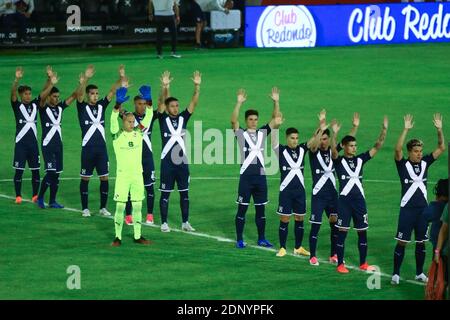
[277,188,306,216]
[336,196,368,230]
[395,206,428,243]
[142,154,155,187]
[236,175,268,206]
[42,144,63,173]
[310,191,338,224]
[191,1,205,23]
[13,141,40,170]
[80,146,109,177]
[159,161,189,192]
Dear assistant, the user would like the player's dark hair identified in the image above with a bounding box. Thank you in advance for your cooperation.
[18,85,31,94]
[134,95,145,102]
[322,129,330,136]
[406,139,423,151]
[285,127,298,136]
[433,179,449,198]
[165,97,179,106]
[86,84,98,93]
[245,109,258,120]
[50,87,60,95]
[341,135,356,146]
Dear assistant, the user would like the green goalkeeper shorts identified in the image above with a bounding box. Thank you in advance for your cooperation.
[113,175,145,202]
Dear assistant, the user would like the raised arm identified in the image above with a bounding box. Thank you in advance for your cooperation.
[11,67,24,102]
[369,116,389,158]
[348,112,360,137]
[308,109,327,152]
[231,88,246,131]
[110,108,120,135]
[395,114,413,161]
[187,71,201,114]
[65,72,86,106]
[158,71,172,113]
[77,65,95,103]
[432,113,446,160]
[106,64,127,102]
[141,104,154,129]
[39,66,58,107]
[330,119,341,159]
[268,87,281,129]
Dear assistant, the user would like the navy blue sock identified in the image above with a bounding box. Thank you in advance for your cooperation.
[146,185,155,214]
[49,172,59,203]
[235,204,248,242]
[31,170,40,197]
[100,180,109,209]
[38,173,50,199]
[330,222,338,256]
[279,221,289,249]
[160,191,170,223]
[180,191,189,223]
[393,244,406,275]
[80,179,89,210]
[255,205,266,241]
[14,169,23,197]
[336,230,348,265]
[358,230,368,265]
[415,242,426,275]
[309,223,321,258]
[125,194,132,216]
[294,220,304,249]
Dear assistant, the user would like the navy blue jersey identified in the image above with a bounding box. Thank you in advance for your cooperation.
[11,97,40,145]
[235,124,271,176]
[76,97,110,148]
[309,148,336,195]
[276,143,308,191]
[158,109,192,164]
[396,154,435,208]
[39,102,68,148]
[134,110,158,159]
[334,151,371,199]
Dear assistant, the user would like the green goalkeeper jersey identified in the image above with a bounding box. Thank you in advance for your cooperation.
[110,109,153,177]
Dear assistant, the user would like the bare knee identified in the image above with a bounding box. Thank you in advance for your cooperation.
[100,176,108,182]
[294,215,304,222]
[280,216,290,223]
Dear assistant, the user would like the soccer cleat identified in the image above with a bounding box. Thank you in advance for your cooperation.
[309,256,319,266]
[49,202,64,209]
[359,262,376,272]
[134,237,152,245]
[145,213,154,225]
[31,195,38,203]
[171,52,181,58]
[329,254,338,264]
[181,222,196,232]
[293,247,310,256]
[99,208,111,216]
[337,264,349,273]
[236,240,246,249]
[391,274,400,285]
[160,222,171,233]
[415,273,428,283]
[257,239,274,248]
[37,197,46,209]
[82,209,91,217]
[111,237,121,247]
[15,196,22,204]
[125,215,133,226]
[276,248,287,257]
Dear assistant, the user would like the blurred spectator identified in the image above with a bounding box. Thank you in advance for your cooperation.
[1,0,34,43]
[196,0,233,13]
[186,0,206,49]
[424,179,449,251]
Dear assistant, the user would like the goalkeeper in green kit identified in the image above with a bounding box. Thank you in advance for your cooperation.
[111,86,153,246]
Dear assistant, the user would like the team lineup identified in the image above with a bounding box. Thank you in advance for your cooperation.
[10,65,446,284]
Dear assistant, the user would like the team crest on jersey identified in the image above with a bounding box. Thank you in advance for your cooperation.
[349,161,355,169]
[238,196,243,203]
[172,120,178,128]
[27,107,32,114]
[278,206,283,212]
[47,163,52,169]
[92,108,98,116]
[324,155,329,162]
[414,166,420,174]
[250,134,257,142]
[292,151,298,159]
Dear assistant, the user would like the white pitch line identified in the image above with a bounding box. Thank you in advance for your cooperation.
[0,193,425,288]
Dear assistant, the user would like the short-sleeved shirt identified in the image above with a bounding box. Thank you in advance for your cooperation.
[158,109,191,164]
[76,97,110,148]
[235,124,271,176]
[275,143,308,191]
[334,151,371,199]
[11,97,40,145]
[39,102,68,148]
[134,110,158,159]
[396,154,435,208]
[309,147,336,195]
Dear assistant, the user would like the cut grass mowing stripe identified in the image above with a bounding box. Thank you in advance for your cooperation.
[0,192,425,288]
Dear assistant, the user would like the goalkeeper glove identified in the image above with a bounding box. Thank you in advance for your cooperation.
[139,85,152,105]
[116,87,130,104]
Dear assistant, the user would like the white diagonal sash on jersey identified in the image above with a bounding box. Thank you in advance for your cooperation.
[16,103,37,143]
[42,107,62,146]
[312,150,336,195]
[135,118,153,152]
[400,161,427,207]
[240,131,265,175]
[280,148,305,192]
[82,105,105,147]
[340,158,365,198]
[161,116,185,159]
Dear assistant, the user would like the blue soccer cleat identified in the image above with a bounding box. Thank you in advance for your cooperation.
[236,240,246,249]
[37,197,46,209]
[257,239,273,248]
[49,202,64,209]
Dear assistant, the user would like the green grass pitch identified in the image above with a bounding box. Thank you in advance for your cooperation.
[0,43,448,299]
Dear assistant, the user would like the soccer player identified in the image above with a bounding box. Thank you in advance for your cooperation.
[11,66,53,204]
[157,70,201,232]
[308,110,360,266]
[76,65,127,217]
[331,116,388,273]
[231,87,281,249]
[110,87,153,246]
[124,85,158,226]
[36,70,85,209]
[391,114,445,285]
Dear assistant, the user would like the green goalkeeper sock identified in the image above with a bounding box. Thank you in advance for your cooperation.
[132,201,142,240]
[114,202,126,240]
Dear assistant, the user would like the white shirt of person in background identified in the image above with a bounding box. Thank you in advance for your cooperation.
[196,0,234,13]
[151,0,180,16]
[0,0,15,15]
